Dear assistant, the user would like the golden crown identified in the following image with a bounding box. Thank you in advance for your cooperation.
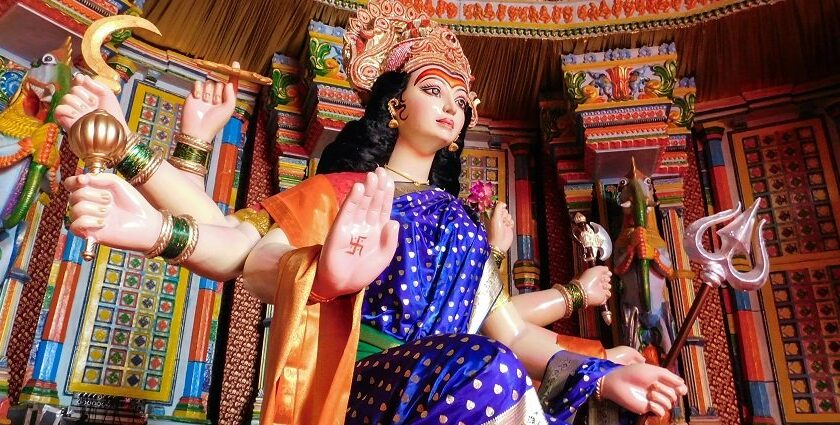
[343,0,479,127]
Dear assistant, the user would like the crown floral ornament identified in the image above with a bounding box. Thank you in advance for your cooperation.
[343,0,480,127]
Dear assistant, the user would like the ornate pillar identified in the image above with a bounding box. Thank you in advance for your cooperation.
[18,234,83,405]
[173,108,250,421]
[559,44,716,423]
[301,21,363,158]
[0,203,48,418]
[509,140,540,293]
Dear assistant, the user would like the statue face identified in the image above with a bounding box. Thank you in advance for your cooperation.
[394,65,468,155]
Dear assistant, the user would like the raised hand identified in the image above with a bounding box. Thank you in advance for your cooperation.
[54,74,127,132]
[601,363,688,416]
[313,168,400,299]
[576,265,613,307]
[605,346,646,365]
[64,173,162,253]
[487,202,514,251]
[180,62,239,142]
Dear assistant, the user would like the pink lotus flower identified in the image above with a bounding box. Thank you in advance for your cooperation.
[466,181,497,217]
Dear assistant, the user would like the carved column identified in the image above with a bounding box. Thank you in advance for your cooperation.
[559,45,716,423]
[509,140,540,293]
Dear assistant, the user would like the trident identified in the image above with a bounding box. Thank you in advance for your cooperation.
[636,199,769,424]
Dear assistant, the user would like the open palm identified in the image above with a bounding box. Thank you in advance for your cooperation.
[315,168,400,298]
[180,62,239,142]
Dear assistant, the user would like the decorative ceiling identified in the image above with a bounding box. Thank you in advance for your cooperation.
[137,0,840,121]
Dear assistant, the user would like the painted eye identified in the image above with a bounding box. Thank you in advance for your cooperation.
[42,54,56,64]
[423,86,440,96]
[618,178,628,187]
[456,98,468,110]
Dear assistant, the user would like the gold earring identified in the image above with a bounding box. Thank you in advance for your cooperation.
[448,140,459,152]
[387,98,399,129]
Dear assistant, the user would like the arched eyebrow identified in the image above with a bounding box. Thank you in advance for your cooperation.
[414,67,468,94]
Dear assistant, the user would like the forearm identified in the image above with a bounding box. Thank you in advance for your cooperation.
[135,162,230,226]
[242,228,295,303]
[178,221,261,281]
[511,287,569,326]
[482,303,568,378]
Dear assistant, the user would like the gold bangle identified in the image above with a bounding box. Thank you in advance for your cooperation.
[168,215,199,265]
[307,289,334,305]
[489,245,506,268]
[553,284,574,319]
[233,208,272,237]
[145,210,173,258]
[115,131,142,162]
[168,156,208,177]
[128,147,164,186]
[174,132,213,152]
[595,377,605,401]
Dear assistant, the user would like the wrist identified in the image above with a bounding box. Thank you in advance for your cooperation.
[142,210,169,255]
[595,375,606,401]
[310,268,339,303]
[180,128,214,143]
[489,245,506,268]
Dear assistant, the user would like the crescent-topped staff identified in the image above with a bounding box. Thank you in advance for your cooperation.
[68,15,161,260]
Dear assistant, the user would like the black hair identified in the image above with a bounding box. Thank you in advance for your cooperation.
[316,71,472,197]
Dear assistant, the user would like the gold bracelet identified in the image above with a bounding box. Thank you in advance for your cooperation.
[489,245,506,268]
[553,284,574,319]
[168,156,208,177]
[595,376,605,401]
[168,214,199,265]
[115,131,142,161]
[233,208,272,237]
[174,132,213,152]
[307,289,334,305]
[128,147,164,186]
[145,210,173,258]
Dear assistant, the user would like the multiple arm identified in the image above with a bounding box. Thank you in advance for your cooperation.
[56,74,240,227]
[480,301,686,416]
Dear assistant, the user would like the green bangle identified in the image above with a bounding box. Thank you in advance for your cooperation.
[172,142,210,168]
[116,143,155,180]
[161,215,191,259]
[564,281,585,310]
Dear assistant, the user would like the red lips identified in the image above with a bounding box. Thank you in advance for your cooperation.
[436,118,454,129]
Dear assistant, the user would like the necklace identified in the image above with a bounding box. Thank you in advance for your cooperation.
[383,164,429,186]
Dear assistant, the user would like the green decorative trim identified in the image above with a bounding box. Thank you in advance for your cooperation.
[672,92,696,129]
[651,60,678,98]
[564,71,587,105]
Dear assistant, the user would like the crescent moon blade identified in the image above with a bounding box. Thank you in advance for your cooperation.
[82,16,162,94]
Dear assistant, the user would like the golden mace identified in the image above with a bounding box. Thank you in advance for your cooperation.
[67,16,160,261]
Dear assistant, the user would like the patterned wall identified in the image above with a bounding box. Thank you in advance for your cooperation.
[763,262,840,418]
[459,148,507,204]
[736,122,840,259]
[68,83,190,402]
[460,147,509,281]
[732,118,840,422]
